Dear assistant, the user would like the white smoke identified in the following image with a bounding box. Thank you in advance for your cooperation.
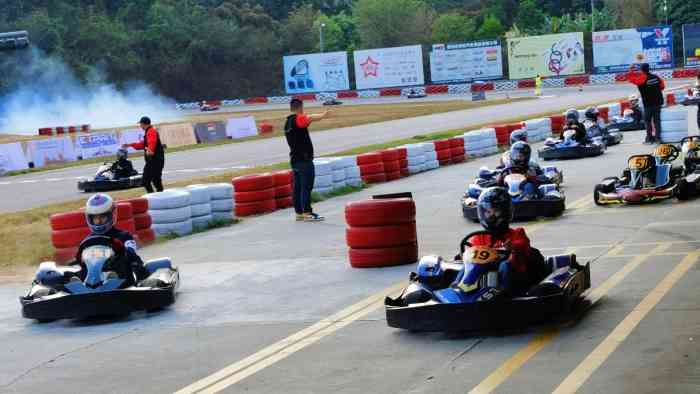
[0,48,180,135]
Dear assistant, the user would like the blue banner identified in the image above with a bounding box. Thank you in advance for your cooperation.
[683,24,700,68]
[593,26,674,74]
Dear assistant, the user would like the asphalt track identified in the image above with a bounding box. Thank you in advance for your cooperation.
[0,82,691,213]
[2,124,700,393]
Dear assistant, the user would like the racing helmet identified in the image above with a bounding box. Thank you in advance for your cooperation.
[510,129,528,145]
[509,141,532,168]
[565,108,579,123]
[628,94,639,106]
[584,107,599,121]
[85,193,117,235]
[476,187,513,235]
[416,255,444,287]
[116,148,128,161]
[623,109,634,117]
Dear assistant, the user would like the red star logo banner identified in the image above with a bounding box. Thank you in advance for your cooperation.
[360,56,379,78]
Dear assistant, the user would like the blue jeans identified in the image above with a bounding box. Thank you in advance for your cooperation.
[291,160,315,214]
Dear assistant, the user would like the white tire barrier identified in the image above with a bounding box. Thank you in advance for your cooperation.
[407,155,426,166]
[313,186,333,195]
[332,169,346,182]
[661,119,687,132]
[149,206,192,224]
[192,214,214,231]
[190,203,212,217]
[345,166,361,179]
[205,183,235,200]
[425,150,438,161]
[313,159,333,176]
[184,185,212,205]
[661,108,687,121]
[346,177,362,187]
[144,190,190,210]
[424,160,440,170]
[210,198,234,212]
[152,220,193,237]
[212,211,235,222]
[314,174,333,188]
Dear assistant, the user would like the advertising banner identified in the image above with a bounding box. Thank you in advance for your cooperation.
[353,45,425,90]
[283,51,350,94]
[0,142,29,174]
[593,26,674,73]
[26,137,77,168]
[507,32,585,79]
[159,123,197,148]
[226,116,258,139]
[430,40,503,83]
[194,122,227,143]
[118,129,145,154]
[683,24,700,67]
[75,132,121,160]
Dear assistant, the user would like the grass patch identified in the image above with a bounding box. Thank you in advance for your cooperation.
[311,183,368,203]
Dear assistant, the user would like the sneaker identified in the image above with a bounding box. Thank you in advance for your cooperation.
[295,214,305,221]
[303,213,325,222]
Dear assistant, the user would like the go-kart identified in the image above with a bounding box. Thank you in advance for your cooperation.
[593,144,700,205]
[77,162,142,192]
[498,153,564,185]
[384,231,591,332]
[680,136,700,173]
[584,120,623,147]
[538,129,605,161]
[607,115,645,132]
[406,90,427,99]
[20,236,179,322]
[462,167,565,221]
[200,102,220,112]
[323,98,343,106]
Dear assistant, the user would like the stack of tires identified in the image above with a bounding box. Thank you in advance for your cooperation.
[312,159,334,194]
[115,202,136,234]
[358,152,386,184]
[449,138,465,163]
[380,149,402,181]
[422,142,439,170]
[494,125,510,145]
[328,156,358,189]
[434,139,452,166]
[659,108,688,143]
[463,128,499,157]
[50,211,89,265]
[146,190,193,237]
[397,148,409,177]
[273,170,294,209]
[343,158,362,187]
[403,144,426,174]
[673,90,687,104]
[549,115,565,134]
[208,183,235,221]
[123,198,155,246]
[233,174,276,217]
[523,118,552,142]
[597,106,610,123]
[345,197,418,268]
[185,185,213,231]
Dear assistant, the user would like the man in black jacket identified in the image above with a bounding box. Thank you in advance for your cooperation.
[284,98,329,222]
[627,63,666,144]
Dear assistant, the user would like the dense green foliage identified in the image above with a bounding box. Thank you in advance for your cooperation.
[0,0,696,100]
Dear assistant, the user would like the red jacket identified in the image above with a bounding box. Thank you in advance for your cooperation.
[129,127,159,154]
[626,70,666,90]
[467,228,532,272]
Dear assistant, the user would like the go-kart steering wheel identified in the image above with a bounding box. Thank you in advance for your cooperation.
[654,144,679,163]
[458,230,512,257]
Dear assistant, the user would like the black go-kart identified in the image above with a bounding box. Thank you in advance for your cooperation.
[584,120,623,147]
[323,98,343,106]
[538,130,605,161]
[20,236,179,322]
[406,90,427,99]
[77,162,142,192]
[385,231,591,332]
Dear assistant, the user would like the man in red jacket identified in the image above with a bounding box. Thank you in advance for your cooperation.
[627,63,666,144]
[123,116,165,193]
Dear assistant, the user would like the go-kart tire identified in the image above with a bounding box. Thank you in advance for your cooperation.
[345,198,415,227]
[120,198,149,215]
[379,149,400,162]
[133,213,152,230]
[449,138,465,148]
[276,196,293,209]
[149,206,192,224]
[676,179,690,200]
[52,227,91,249]
[207,183,234,200]
[382,160,400,172]
[210,198,234,212]
[235,199,276,217]
[332,169,346,182]
[120,218,137,234]
[191,203,212,217]
[362,174,387,184]
[349,243,418,268]
[593,184,607,206]
[152,220,193,237]
[235,188,276,203]
[116,203,133,221]
[185,185,212,205]
[661,109,687,121]
[346,222,417,249]
[275,184,293,198]
[145,190,191,210]
[136,228,156,245]
[436,149,451,161]
[357,153,382,165]
[54,247,78,265]
[232,174,274,192]
[359,162,385,176]
[400,168,410,177]
[211,211,234,222]
[50,211,86,231]
[386,171,402,181]
[273,170,293,186]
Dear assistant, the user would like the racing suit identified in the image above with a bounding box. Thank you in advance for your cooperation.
[561,122,588,144]
[77,227,148,287]
[467,229,546,296]
[109,158,137,179]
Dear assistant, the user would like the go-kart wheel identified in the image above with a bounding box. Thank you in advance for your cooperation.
[593,184,606,206]
[675,179,690,201]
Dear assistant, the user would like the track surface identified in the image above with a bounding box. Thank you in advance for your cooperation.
[1,82,691,213]
[2,124,700,393]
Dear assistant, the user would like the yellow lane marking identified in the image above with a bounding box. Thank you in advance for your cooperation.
[466,246,663,394]
[567,194,593,210]
[538,239,700,252]
[606,244,626,256]
[551,251,700,394]
[175,283,404,394]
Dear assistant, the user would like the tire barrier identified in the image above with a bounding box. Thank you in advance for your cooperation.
[659,108,689,143]
[620,100,631,114]
[397,147,409,177]
[345,197,418,268]
[604,102,621,118]
[206,183,235,222]
[402,87,426,96]
[146,190,193,238]
[422,142,439,170]
[273,170,294,209]
[433,139,452,166]
[543,77,565,88]
[327,156,359,190]
[185,185,213,231]
[449,138,465,164]
[597,107,610,123]
[523,118,551,142]
[337,91,359,99]
[448,84,470,94]
[666,93,676,106]
[549,115,565,134]
[463,128,499,157]
[380,149,402,180]
[401,143,427,174]
[116,202,136,235]
[494,125,510,145]
[233,173,276,217]
[122,197,154,247]
[50,211,88,265]
[495,80,518,91]
[518,79,535,89]
[358,152,386,184]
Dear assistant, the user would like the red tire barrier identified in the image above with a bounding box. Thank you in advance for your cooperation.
[379,149,400,162]
[54,247,78,265]
[506,123,522,133]
[449,138,465,147]
[549,115,565,134]
[50,211,86,231]
[494,125,510,145]
[433,139,451,151]
[385,171,402,181]
[275,184,293,198]
[399,159,408,168]
[436,149,451,161]
[471,82,494,92]
[293,94,316,101]
[383,160,401,172]
[362,173,387,184]
[666,93,676,106]
[565,75,590,86]
[359,162,385,176]
[345,198,415,227]
[136,228,156,246]
[120,218,137,234]
[346,222,417,249]
[121,198,149,214]
[235,188,276,203]
[396,147,407,160]
[235,199,277,217]
[276,196,293,209]
[400,168,410,177]
[380,88,402,96]
[244,97,268,104]
[451,146,465,163]
[620,100,631,114]
[615,73,628,82]
[518,79,535,88]
[425,85,449,94]
[272,170,293,186]
[116,203,133,221]
[133,213,152,230]
[337,91,359,99]
[232,173,275,192]
[597,106,610,123]
[52,227,91,249]
[348,243,418,268]
[357,152,382,165]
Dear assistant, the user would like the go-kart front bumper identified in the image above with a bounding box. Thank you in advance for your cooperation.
[596,187,676,205]
[462,197,565,221]
[538,145,604,161]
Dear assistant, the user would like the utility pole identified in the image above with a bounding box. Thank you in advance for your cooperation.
[591,0,595,32]
[319,23,326,53]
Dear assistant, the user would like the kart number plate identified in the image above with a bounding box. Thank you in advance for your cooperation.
[654,144,674,158]
[628,156,651,170]
[468,246,499,265]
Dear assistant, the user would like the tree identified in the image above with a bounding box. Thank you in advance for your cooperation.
[474,14,505,40]
[313,14,344,52]
[515,0,548,35]
[281,4,318,54]
[605,0,656,28]
[354,0,435,48]
[431,12,476,43]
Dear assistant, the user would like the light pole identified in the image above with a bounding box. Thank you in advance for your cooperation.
[319,23,326,53]
[663,0,669,25]
[590,0,595,32]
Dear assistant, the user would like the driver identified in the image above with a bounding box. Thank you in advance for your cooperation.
[78,193,148,286]
[497,129,528,168]
[496,142,550,193]
[628,95,644,124]
[561,108,587,144]
[109,148,137,179]
[465,187,546,296]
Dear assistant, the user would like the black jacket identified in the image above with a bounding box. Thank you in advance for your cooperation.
[110,159,137,179]
[284,114,314,163]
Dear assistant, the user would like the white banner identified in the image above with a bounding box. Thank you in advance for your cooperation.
[283,51,350,94]
[27,137,77,168]
[0,142,29,174]
[75,132,121,159]
[226,116,258,139]
[353,45,425,90]
[593,26,674,73]
[119,129,145,154]
[430,41,503,83]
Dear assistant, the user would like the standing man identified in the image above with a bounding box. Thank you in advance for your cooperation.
[284,98,329,222]
[123,116,165,193]
[534,74,543,96]
[627,63,665,144]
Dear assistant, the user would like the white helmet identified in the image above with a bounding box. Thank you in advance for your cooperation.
[623,109,634,117]
[628,94,639,105]
[85,194,117,235]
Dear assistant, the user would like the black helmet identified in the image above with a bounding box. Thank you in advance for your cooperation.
[510,129,528,145]
[476,187,513,235]
[509,141,531,168]
[584,107,599,121]
[116,148,128,161]
[565,108,579,123]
